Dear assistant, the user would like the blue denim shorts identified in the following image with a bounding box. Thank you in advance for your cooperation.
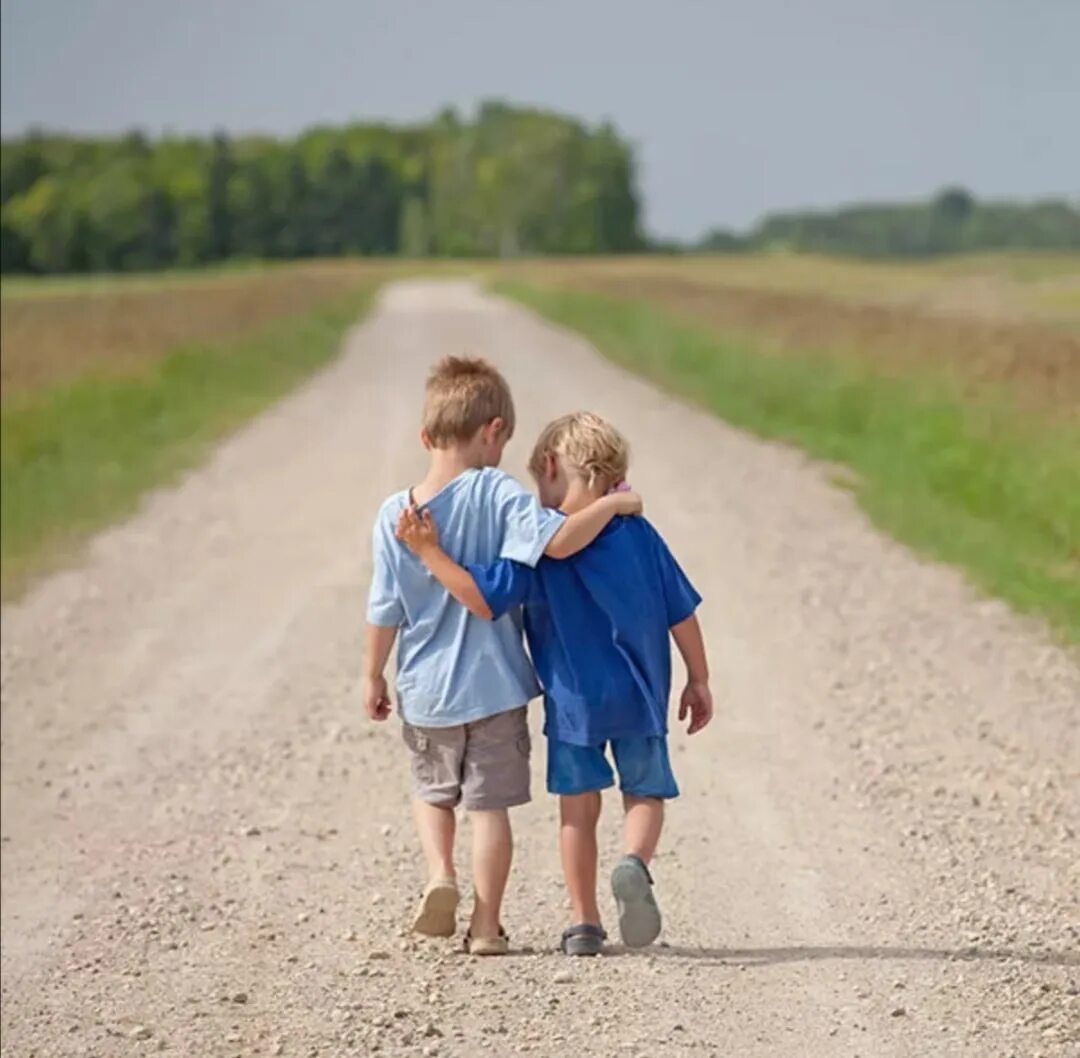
[547,736,679,799]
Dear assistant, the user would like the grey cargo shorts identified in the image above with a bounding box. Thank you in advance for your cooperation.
[401,706,531,811]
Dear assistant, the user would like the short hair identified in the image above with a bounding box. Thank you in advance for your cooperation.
[422,356,516,447]
[528,412,630,493]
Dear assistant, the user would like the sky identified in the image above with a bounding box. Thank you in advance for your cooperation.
[2,0,1078,239]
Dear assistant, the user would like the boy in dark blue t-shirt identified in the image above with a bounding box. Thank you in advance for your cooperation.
[396,412,713,956]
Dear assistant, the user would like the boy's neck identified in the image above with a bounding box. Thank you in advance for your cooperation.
[414,446,483,503]
[559,479,605,515]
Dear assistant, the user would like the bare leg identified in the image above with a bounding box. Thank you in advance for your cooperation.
[612,795,665,948]
[412,799,456,881]
[468,808,513,938]
[560,792,603,925]
[410,800,460,937]
[623,795,663,864]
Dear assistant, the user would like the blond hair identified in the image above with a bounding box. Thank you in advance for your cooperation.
[422,356,515,447]
[529,412,629,493]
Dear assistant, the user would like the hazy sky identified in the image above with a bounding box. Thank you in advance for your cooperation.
[2,0,1078,238]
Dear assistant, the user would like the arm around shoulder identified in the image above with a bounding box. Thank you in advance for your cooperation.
[395,506,493,620]
[544,490,644,559]
[420,547,494,620]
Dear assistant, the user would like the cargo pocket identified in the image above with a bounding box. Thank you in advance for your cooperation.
[402,724,436,787]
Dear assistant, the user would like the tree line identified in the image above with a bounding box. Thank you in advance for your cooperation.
[0,103,642,273]
[700,188,1080,257]
[4,103,1076,275]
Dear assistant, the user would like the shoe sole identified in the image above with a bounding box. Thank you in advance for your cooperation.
[466,936,509,956]
[411,883,459,938]
[611,860,661,948]
[562,935,604,956]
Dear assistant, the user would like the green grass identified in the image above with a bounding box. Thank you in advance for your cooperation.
[498,282,1080,641]
[1,288,374,596]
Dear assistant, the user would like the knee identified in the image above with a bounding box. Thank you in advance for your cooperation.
[560,792,602,825]
[467,806,511,828]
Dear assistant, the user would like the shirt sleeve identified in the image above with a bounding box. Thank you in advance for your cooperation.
[466,559,535,621]
[652,532,702,628]
[366,511,405,626]
[493,473,566,567]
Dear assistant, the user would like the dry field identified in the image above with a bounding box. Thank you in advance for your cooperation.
[503,252,1080,320]
[6,252,1077,406]
[0,261,430,397]
[500,254,1080,415]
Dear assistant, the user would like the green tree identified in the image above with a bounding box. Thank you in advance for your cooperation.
[0,105,649,272]
[399,197,429,257]
[206,132,234,260]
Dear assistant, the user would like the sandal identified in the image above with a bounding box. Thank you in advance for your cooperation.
[463,926,509,956]
[560,923,606,957]
[611,854,662,948]
[411,878,459,938]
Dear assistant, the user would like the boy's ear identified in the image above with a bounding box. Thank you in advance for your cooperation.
[484,417,506,443]
[420,428,433,451]
[545,452,558,480]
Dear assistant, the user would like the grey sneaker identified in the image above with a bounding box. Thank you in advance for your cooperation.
[611,855,662,948]
[560,923,607,957]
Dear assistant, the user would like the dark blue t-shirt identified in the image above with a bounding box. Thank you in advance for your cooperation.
[467,516,701,747]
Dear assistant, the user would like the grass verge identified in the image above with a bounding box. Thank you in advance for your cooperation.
[1,288,374,597]
[498,282,1080,641]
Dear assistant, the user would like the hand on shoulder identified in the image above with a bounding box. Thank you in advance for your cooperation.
[396,506,440,555]
[608,489,644,517]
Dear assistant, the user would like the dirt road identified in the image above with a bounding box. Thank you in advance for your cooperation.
[2,281,1077,1058]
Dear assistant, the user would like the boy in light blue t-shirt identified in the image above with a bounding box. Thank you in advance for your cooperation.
[365,359,640,955]
[396,412,713,957]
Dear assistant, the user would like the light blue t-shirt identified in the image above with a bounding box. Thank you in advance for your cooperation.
[366,467,565,727]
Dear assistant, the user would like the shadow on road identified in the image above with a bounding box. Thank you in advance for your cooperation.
[642,944,1078,968]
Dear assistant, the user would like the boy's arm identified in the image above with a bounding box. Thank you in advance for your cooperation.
[671,613,713,735]
[365,510,405,722]
[417,546,493,621]
[363,622,398,720]
[395,508,492,619]
[543,491,643,559]
[396,508,527,621]
[650,525,710,733]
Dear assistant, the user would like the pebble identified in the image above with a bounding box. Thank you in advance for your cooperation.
[552,971,574,984]
[130,1025,153,1040]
